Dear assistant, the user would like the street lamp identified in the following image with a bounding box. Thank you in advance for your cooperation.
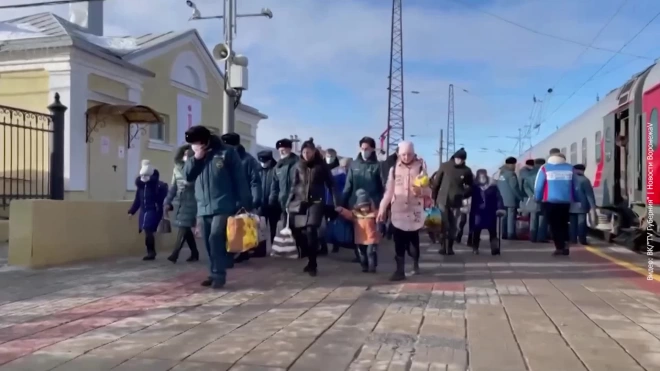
[185,0,273,134]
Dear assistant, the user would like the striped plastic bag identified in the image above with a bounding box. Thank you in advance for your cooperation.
[272,211,298,257]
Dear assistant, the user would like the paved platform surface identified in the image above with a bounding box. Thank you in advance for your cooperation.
[0,238,658,371]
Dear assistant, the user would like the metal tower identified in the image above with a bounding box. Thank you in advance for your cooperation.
[445,84,455,160]
[385,0,405,156]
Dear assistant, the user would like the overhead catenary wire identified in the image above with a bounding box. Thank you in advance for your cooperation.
[549,0,630,92]
[541,8,660,126]
[449,0,654,61]
[0,0,104,10]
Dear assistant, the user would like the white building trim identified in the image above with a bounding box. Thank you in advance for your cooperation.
[170,50,208,93]
[170,81,208,99]
[147,139,175,152]
[126,31,224,87]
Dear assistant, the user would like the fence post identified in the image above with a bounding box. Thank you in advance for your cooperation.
[48,93,67,200]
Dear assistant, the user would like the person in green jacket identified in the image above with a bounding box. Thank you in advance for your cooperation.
[520,158,548,242]
[569,164,597,245]
[496,157,526,239]
[269,138,300,219]
[221,133,262,264]
[183,126,251,289]
[164,145,199,263]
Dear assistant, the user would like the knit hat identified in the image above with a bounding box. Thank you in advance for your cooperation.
[574,164,586,171]
[525,159,535,166]
[354,189,371,208]
[185,125,211,144]
[505,157,517,165]
[276,138,293,149]
[139,159,154,177]
[453,148,467,160]
[534,158,546,166]
[549,148,561,155]
[359,136,376,149]
[221,133,240,146]
[301,137,316,151]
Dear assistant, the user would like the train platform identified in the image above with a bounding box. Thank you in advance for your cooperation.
[0,238,657,371]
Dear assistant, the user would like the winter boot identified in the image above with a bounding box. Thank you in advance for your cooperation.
[446,239,455,255]
[439,238,447,255]
[186,252,199,262]
[390,256,406,281]
[367,248,377,273]
[412,258,420,275]
[200,277,213,287]
[358,246,369,272]
[331,244,340,253]
[490,238,500,256]
[318,241,329,256]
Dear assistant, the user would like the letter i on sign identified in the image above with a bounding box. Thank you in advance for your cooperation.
[187,105,192,129]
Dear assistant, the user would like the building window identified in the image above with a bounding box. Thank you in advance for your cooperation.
[595,131,602,162]
[149,113,169,142]
[570,142,577,164]
[560,147,566,155]
[652,108,658,150]
[581,137,587,164]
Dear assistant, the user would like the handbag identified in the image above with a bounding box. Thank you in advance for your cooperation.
[272,211,298,256]
[157,218,171,234]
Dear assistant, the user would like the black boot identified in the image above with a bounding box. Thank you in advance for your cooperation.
[331,244,340,253]
[143,235,156,261]
[446,239,455,255]
[439,237,447,255]
[167,254,178,263]
[412,259,420,275]
[390,256,406,281]
[235,252,250,263]
[201,277,213,287]
[186,254,199,262]
[367,249,377,273]
[490,238,500,255]
[318,241,329,256]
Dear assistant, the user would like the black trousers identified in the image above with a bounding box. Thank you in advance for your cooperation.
[543,203,570,251]
[170,227,199,259]
[296,226,319,269]
[392,226,420,260]
[470,227,497,249]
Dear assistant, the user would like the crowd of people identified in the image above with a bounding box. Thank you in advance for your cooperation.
[125,126,599,289]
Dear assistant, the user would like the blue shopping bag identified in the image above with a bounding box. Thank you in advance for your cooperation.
[326,219,353,246]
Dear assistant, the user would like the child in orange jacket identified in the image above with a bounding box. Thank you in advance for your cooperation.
[336,189,380,273]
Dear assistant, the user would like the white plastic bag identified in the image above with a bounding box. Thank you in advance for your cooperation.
[272,212,297,256]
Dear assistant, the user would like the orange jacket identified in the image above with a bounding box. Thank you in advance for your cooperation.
[338,208,380,245]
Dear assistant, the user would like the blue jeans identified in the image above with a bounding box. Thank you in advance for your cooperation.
[501,207,517,239]
[357,244,378,270]
[529,211,548,242]
[200,214,229,284]
[569,214,588,244]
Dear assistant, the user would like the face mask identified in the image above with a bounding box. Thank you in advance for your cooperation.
[325,156,335,164]
[140,175,150,182]
[477,175,487,184]
[182,156,188,162]
[279,152,290,159]
[361,149,373,159]
[260,162,268,168]
[454,158,463,165]
[191,143,202,152]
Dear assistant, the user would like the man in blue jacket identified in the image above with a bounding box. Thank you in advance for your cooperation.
[534,152,578,256]
[221,133,262,264]
[184,126,252,288]
[569,164,597,245]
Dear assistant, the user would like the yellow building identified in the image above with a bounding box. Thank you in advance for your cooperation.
[0,12,268,205]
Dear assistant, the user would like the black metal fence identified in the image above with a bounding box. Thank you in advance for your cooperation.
[0,93,66,210]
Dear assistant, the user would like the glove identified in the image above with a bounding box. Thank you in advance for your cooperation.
[496,210,506,217]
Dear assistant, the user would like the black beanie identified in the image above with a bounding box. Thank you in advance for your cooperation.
[525,159,535,166]
[276,138,293,149]
[221,133,240,146]
[453,148,467,160]
[359,136,376,149]
[505,157,517,165]
[574,164,586,171]
[534,158,546,166]
[257,150,274,162]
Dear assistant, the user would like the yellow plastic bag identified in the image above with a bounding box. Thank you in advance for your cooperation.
[226,212,259,253]
[414,174,429,188]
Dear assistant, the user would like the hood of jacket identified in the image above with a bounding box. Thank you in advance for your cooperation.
[135,169,160,188]
[173,144,192,166]
[547,155,566,165]
[327,157,340,170]
[452,148,467,161]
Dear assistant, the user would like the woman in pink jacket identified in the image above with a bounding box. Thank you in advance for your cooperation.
[378,141,432,281]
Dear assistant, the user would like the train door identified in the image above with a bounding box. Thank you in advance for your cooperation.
[600,112,616,207]
[643,85,660,206]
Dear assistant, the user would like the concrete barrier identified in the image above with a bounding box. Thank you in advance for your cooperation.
[9,199,177,268]
[0,220,8,242]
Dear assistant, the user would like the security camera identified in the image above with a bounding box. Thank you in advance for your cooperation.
[185,0,201,19]
[185,0,195,8]
[261,8,273,19]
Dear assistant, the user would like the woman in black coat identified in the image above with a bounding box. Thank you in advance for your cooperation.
[287,138,337,276]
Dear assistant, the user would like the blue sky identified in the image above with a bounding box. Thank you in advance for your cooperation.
[6,0,660,172]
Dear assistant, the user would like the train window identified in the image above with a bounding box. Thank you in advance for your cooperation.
[581,138,587,164]
[570,143,577,164]
[595,131,602,162]
[652,108,658,150]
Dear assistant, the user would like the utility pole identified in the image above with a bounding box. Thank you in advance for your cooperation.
[185,1,273,134]
[439,129,444,164]
[289,135,300,153]
[446,84,455,160]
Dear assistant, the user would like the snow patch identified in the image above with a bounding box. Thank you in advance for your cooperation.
[73,30,138,53]
[0,22,47,41]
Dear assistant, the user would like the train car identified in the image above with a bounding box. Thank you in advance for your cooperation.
[520,61,660,243]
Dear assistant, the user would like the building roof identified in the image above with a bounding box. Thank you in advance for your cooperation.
[0,12,266,117]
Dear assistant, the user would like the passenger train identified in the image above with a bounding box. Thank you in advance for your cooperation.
[516,61,659,242]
